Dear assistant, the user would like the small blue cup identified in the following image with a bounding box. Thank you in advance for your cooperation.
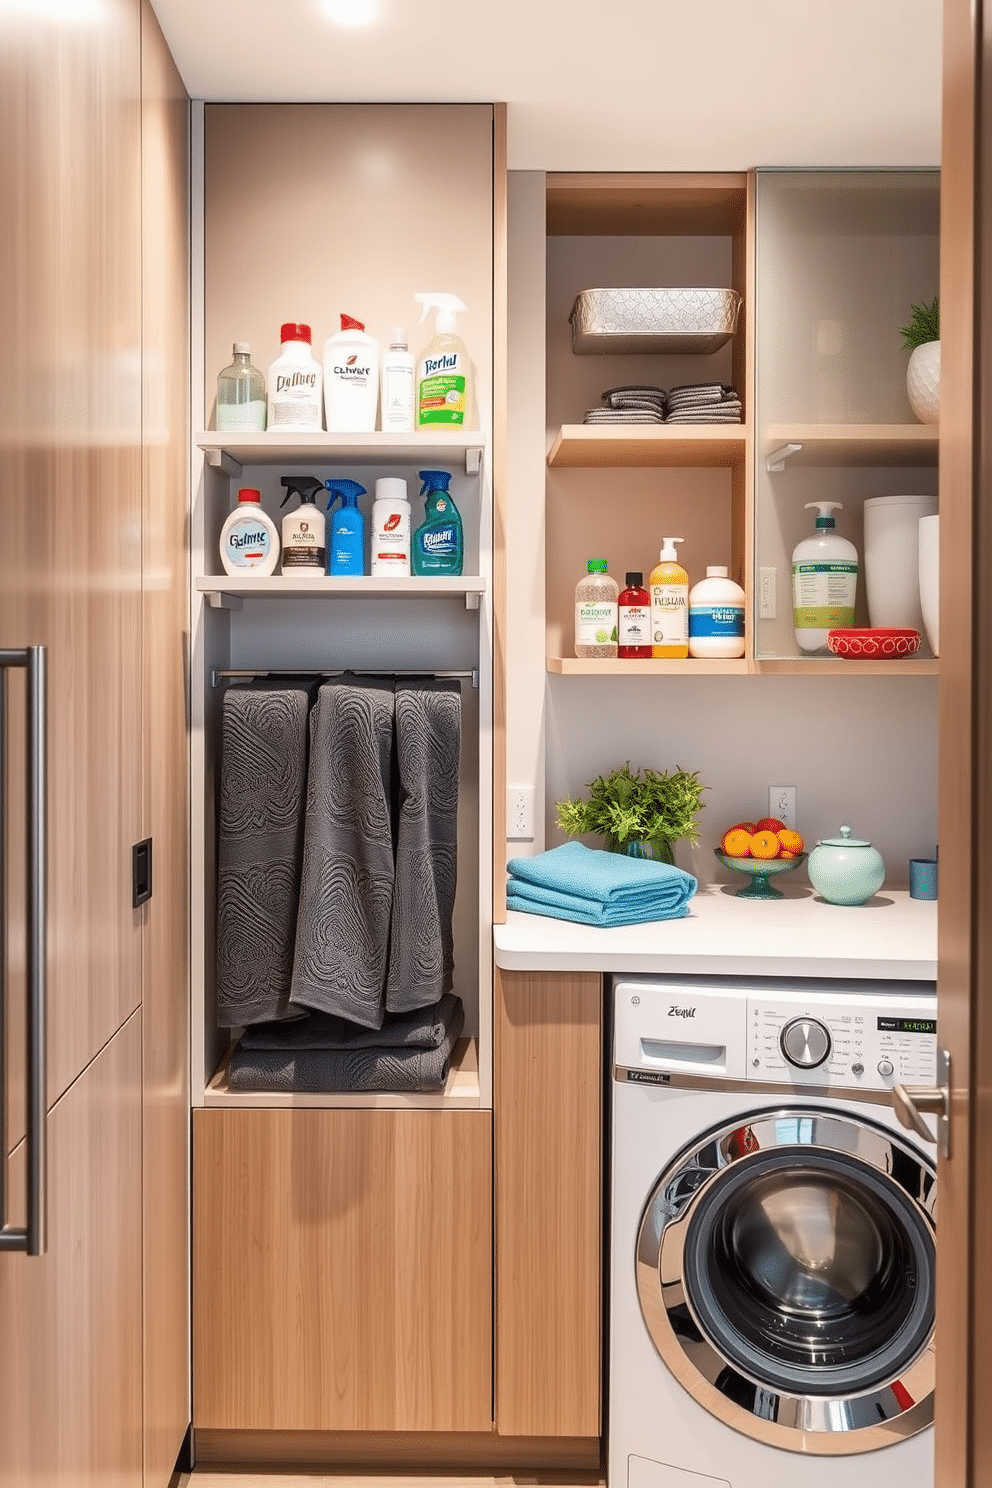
[909,857,938,901]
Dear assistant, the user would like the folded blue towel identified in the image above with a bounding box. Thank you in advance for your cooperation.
[506,841,697,926]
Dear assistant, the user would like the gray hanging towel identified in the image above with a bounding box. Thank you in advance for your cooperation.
[289,676,395,1028]
[386,678,461,1013]
[227,994,465,1094]
[215,681,314,1027]
[238,992,463,1052]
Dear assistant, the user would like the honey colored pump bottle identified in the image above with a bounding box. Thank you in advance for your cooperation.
[650,538,689,659]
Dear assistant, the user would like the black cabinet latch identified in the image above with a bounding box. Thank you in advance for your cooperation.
[132,838,153,907]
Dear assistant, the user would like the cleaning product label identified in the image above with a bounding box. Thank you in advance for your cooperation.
[793,561,857,628]
[618,604,650,647]
[651,585,688,647]
[576,601,618,647]
[371,511,410,574]
[223,517,276,570]
[269,369,321,429]
[418,354,467,426]
[281,515,325,570]
[689,604,744,638]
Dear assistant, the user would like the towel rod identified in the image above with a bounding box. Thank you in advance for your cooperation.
[211,667,479,688]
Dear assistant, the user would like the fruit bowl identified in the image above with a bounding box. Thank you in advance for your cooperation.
[826,628,921,659]
[714,849,808,900]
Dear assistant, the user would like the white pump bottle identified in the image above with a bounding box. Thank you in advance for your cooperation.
[791,501,859,653]
[413,292,471,430]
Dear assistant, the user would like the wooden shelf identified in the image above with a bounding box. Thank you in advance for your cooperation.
[196,429,486,476]
[548,656,749,676]
[548,424,747,469]
[764,424,938,470]
[196,574,486,608]
[753,656,938,676]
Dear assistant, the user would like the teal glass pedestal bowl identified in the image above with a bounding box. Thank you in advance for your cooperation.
[714,849,808,900]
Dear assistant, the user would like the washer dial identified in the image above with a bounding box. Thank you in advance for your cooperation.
[780,1015,832,1069]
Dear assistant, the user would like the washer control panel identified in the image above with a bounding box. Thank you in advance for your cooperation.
[748,992,937,1091]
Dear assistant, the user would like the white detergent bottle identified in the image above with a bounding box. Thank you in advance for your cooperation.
[323,314,379,433]
[266,322,322,431]
[792,501,859,653]
[414,292,471,430]
[370,477,411,577]
[220,487,280,576]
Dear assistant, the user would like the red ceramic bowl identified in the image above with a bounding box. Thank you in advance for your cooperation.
[826,628,922,659]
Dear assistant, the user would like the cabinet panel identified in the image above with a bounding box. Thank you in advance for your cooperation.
[494,968,602,1439]
[0,1016,143,1488]
[193,1107,493,1432]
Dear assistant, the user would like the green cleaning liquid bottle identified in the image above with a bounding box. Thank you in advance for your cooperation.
[413,293,471,429]
[411,469,463,576]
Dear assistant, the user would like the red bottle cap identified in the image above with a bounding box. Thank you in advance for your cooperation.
[238,488,262,503]
[340,314,365,331]
[280,322,311,343]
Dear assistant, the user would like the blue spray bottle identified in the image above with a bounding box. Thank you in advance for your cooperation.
[324,478,367,576]
[412,469,463,577]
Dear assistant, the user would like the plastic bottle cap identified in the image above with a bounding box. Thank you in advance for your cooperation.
[375,477,409,502]
[625,572,643,586]
[233,341,251,354]
[587,558,608,573]
[341,313,365,331]
[390,326,407,346]
[280,322,311,343]
[237,488,261,503]
[659,538,685,560]
[706,566,729,578]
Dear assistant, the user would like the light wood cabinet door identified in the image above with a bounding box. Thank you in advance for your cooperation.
[193,1108,493,1433]
[0,1014,143,1488]
[494,968,603,1439]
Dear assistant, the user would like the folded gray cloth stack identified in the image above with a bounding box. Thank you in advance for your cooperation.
[665,382,742,424]
[583,383,669,424]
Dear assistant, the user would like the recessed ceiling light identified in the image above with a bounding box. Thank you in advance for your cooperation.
[321,0,379,25]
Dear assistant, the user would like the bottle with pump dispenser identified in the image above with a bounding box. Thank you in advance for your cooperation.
[220,488,280,576]
[792,501,858,653]
[279,475,326,571]
[574,559,618,658]
[380,327,415,433]
[412,470,463,576]
[324,479,366,576]
[688,566,746,658]
[266,323,322,431]
[370,478,411,577]
[414,293,471,429]
[215,342,266,431]
[650,538,689,658]
[323,314,379,433]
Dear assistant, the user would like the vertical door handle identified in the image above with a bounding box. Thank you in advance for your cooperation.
[891,1046,950,1160]
[0,646,47,1256]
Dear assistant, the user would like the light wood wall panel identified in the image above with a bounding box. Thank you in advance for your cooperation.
[494,969,602,1439]
[140,2,191,1481]
[193,1108,493,1433]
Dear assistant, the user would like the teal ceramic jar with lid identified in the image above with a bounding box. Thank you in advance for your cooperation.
[807,825,886,905]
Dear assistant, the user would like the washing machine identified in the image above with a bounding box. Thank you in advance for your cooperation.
[609,974,937,1488]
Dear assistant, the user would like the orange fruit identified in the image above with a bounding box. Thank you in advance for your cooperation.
[777,828,804,855]
[728,820,757,835]
[750,829,781,859]
[721,827,753,857]
[755,817,786,834]
[778,849,797,859]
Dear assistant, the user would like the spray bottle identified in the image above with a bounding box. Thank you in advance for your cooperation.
[324,479,366,577]
[412,470,463,577]
[279,475,326,572]
[792,501,858,653]
[413,292,471,429]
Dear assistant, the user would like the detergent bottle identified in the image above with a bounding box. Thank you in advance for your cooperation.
[413,292,471,429]
[412,469,463,576]
[792,501,858,653]
[279,474,326,571]
[322,313,379,432]
[649,537,689,659]
[324,478,366,576]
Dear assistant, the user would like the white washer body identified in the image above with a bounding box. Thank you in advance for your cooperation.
[609,975,937,1488]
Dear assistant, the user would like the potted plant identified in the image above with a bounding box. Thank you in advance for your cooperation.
[900,294,940,425]
[555,761,706,865]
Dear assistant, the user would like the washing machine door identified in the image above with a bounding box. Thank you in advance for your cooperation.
[636,1104,936,1455]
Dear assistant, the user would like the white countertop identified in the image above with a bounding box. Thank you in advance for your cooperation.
[493,883,937,980]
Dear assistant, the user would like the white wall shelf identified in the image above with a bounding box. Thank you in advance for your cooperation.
[196,430,486,476]
[764,424,938,471]
[196,574,486,608]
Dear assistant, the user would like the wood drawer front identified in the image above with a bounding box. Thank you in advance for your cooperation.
[193,1107,493,1433]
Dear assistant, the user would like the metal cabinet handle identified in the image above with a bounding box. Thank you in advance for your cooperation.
[0,646,47,1256]
[892,1046,950,1160]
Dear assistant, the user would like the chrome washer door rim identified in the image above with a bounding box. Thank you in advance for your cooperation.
[635,1105,936,1455]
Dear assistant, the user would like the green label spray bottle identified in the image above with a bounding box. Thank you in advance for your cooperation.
[411,469,463,576]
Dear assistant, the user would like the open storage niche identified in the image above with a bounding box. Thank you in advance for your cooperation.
[544,173,751,673]
[191,104,498,1109]
[753,168,940,671]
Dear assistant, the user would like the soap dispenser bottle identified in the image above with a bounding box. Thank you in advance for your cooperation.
[649,538,689,659]
[792,501,858,654]
[324,478,366,576]
[279,475,327,571]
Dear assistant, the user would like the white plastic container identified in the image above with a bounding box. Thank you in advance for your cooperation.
[370,477,411,577]
[688,565,746,658]
[574,559,618,658]
[266,322,323,432]
[380,326,415,433]
[863,493,938,632]
[792,501,858,654]
[323,314,379,433]
[220,488,280,576]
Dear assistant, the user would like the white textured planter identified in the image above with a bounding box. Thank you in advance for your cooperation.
[907,340,940,424]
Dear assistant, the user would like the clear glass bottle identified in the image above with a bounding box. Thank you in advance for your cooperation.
[574,558,618,658]
[215,341,266,432]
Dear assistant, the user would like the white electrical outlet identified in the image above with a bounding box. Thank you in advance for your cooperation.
[759,567,777,619]
[769,785,797,830]
[507,786,536,842]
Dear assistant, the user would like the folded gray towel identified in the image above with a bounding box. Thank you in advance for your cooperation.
[239,992,463,1051]
[289,677,395,1029]
[386,679,461,1013]
[227,996,465,1093]
[215,682,314,1027]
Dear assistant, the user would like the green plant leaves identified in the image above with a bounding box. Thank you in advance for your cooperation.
[899,295,939,350]
[554,761,706,851]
